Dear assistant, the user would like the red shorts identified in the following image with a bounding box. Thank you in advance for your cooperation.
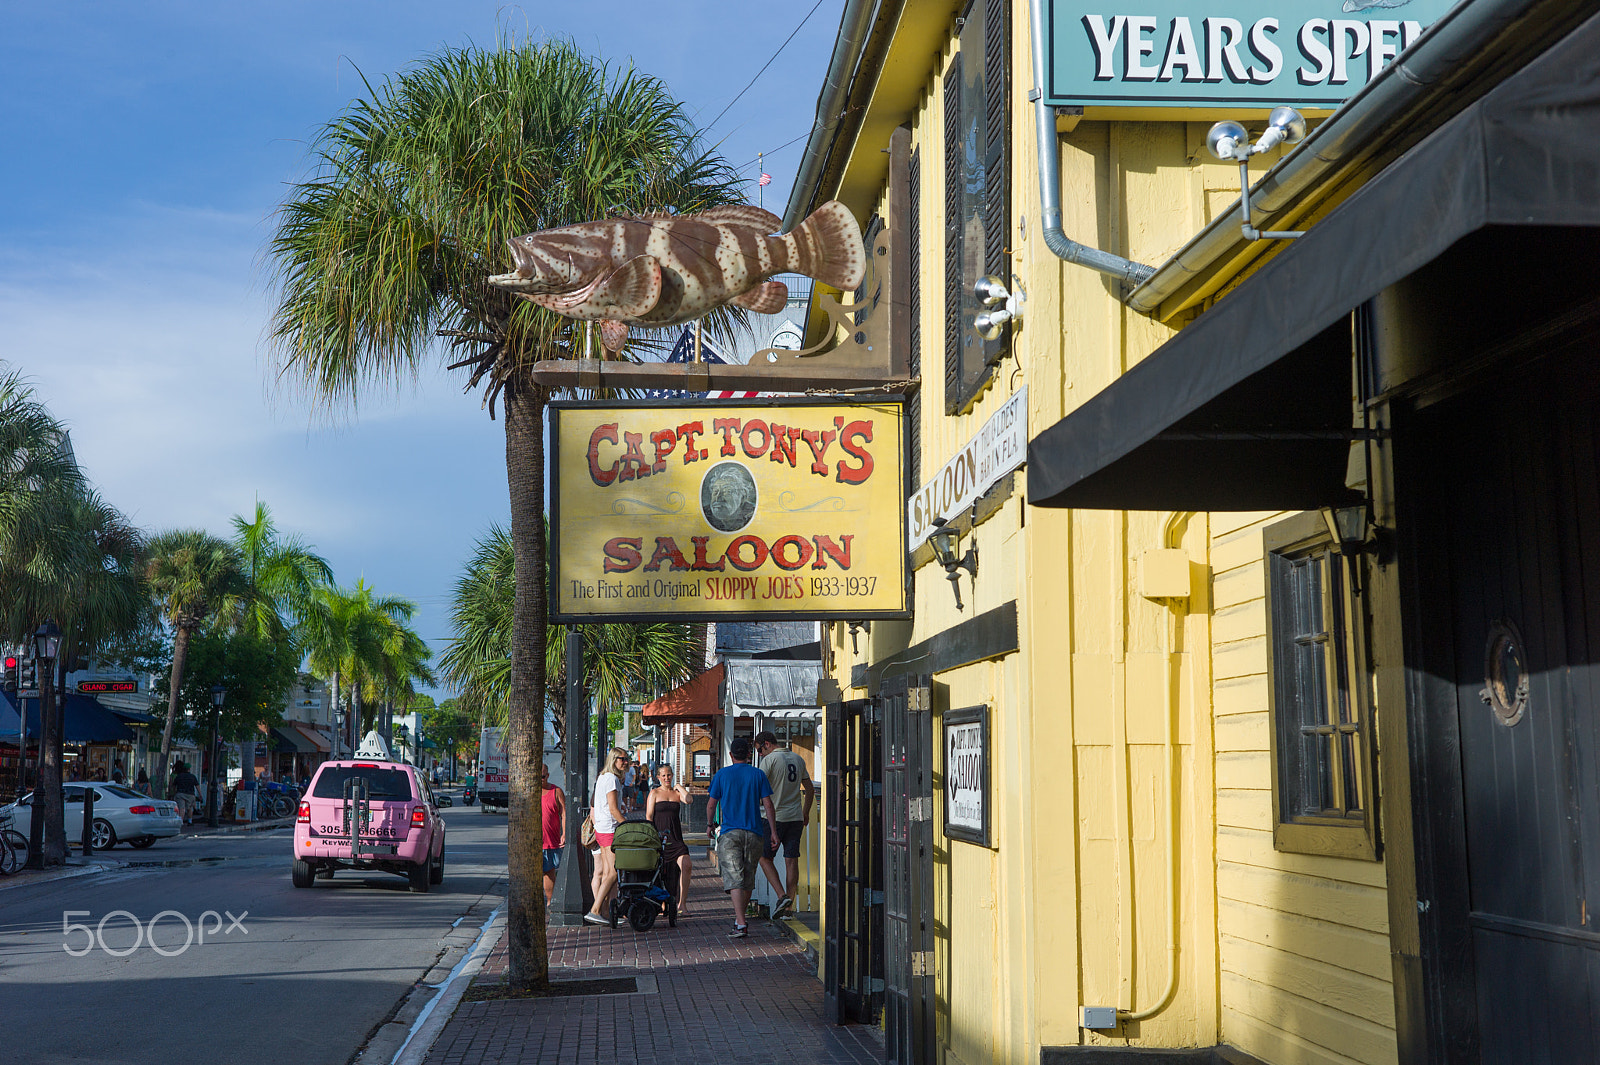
[596,832,615,847]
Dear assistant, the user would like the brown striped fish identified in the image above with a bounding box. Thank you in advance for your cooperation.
[487,202,865,352]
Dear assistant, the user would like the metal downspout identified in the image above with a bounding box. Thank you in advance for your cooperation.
[780,0,880,234]
[1026,0,1154,288]
[1124,0,1562,316]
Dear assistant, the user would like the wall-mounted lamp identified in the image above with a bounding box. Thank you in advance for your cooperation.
[973,274,1027,343]
[1206,107,1308,241]
[928,518,978,611]
[1320,503,1370,593]
[847,620,872,655]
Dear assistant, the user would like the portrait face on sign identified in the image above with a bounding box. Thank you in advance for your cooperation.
[548,399,909,622]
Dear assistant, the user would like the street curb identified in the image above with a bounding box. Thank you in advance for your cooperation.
[0,859,117,893]
[180,815,294,837]
[392,909,505,1065]
[351,904,504,1065]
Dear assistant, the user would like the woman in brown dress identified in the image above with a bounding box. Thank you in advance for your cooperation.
[645,763,693,917]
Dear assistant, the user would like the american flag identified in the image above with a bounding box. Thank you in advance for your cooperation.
[642,324,761,400]
[758,172,772,187]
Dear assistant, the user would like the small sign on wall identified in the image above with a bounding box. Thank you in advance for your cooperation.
[943,706,991,847]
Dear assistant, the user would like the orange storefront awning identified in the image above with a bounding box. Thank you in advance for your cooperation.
[642,664,723,724]
[294,724,332,753]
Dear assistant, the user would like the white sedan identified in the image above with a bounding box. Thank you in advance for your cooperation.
[2,783,183,849]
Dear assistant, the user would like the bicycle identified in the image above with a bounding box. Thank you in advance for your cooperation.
[0,812,29,874]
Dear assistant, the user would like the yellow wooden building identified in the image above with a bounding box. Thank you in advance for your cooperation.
[786,1,1600,1063]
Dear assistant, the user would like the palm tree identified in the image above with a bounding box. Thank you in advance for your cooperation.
[267,38,743,990]
[145,530,245,797]
[442,524,691,741]
[232,501,334,648]
[303,581,425,751]
[42,490,147,862]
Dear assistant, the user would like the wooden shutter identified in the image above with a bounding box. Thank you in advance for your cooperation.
[908,147,922,491]
[982,0,1010,366]
[943,56,963,415]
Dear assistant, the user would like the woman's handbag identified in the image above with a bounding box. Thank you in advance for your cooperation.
[580,813,597,848]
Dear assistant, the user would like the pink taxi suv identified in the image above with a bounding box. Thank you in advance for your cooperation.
[292,758,446,892]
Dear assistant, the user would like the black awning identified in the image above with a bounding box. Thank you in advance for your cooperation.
[1029,9,1600,511]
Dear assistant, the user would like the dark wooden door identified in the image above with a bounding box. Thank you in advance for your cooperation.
[882,675,934,1064]
[824,697,883,1025]
[1409,351,1600,1062]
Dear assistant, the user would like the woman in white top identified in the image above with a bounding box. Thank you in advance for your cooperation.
[584,747,630,926]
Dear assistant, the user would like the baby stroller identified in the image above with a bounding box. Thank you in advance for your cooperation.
[608,819,679,931]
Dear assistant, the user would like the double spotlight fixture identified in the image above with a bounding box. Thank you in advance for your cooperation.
[1206,106,1308,241]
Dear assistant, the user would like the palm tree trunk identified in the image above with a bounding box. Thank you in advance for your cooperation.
[504,384,548,991]
[156,623,192,798]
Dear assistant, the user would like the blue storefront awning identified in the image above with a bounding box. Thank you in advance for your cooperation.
[0,691,136,744]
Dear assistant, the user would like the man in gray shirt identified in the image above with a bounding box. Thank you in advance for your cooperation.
[755,731,814,919]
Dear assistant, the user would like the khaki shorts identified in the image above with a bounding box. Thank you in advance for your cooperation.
[715,829,764,892]
[174,793,196,819]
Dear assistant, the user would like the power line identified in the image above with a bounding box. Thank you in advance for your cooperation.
[704,0,829,134]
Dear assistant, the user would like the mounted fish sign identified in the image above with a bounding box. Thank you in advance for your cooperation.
[548,398,909,622]
[488,202,863,352]
[1043,0,1455,109]
[505,126,919,393]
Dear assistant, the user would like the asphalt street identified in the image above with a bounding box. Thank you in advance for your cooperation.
[0,799,508,1065]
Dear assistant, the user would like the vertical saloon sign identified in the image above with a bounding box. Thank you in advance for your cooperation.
[1045,1,1453,108]
[550,400,908,622]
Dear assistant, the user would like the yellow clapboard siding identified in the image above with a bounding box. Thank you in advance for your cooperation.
[1217,787,1273,831]
[1214,674,1268,717]
[1213,636,1267,680]
[1218,862,1391,934]
[1216,750,1271,791]
[1216,711,1270,752]
[1220,934,1398,1029]
[1212,598,1268,645]
[1210,510,1286,538]
[1223,972,1398,1064]
[1217,825,1388,889]
[1210,526,1267,574]
[1212,562,1265,611]
[1224,1002,1397,1065]
[1219,897,1393,980]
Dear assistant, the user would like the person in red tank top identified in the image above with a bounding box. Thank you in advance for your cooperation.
[540,764,566,904]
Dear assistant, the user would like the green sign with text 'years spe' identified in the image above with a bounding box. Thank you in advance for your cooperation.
[1045,0,1454,109]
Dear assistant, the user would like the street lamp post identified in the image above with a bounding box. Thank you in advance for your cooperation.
[208,684,225,828]
[27,620,61,870]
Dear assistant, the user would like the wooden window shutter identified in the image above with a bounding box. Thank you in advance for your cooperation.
[943,55,963,415]
[908,147,923,491]
[982,0,1010,366]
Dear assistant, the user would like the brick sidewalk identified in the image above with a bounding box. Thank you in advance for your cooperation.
[426,876,883,1065]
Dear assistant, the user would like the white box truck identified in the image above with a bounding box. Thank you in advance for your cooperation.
[478,726,509,812]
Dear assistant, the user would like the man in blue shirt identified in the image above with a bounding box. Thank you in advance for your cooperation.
[705,736,780,938]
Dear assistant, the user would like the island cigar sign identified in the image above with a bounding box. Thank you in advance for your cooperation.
[1044,0,1453,109]
[549,399,908,622]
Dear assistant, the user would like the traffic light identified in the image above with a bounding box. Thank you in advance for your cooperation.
[2,656,15,692]
[16,658,35,692]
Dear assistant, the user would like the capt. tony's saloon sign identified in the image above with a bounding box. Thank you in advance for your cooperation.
[1044,0,1452,108]
[549,400,908,622]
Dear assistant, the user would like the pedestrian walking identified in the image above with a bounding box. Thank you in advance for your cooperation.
[540,763,565,905]
[755,731,814,918]
[135,767,150,795]
[170,761,201,825]
[645,763,693,917]
[584,747,629,926]
[704,736,779,938]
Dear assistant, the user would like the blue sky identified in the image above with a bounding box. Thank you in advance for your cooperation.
[0,1,841,690]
